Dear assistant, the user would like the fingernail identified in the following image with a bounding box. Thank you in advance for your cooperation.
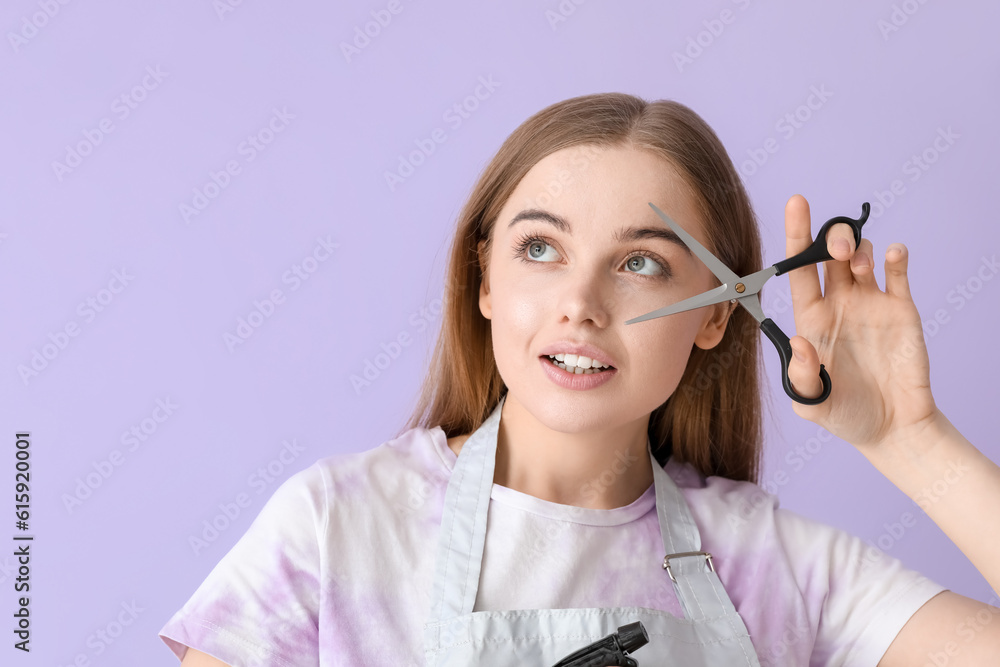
[834,238,849,255]
[855,254,870,269]
[792,346,804,362]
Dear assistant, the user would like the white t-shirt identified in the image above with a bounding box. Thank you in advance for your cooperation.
[158,424,947,666]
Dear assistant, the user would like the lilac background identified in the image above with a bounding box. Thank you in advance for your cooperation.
[2,0,998,664]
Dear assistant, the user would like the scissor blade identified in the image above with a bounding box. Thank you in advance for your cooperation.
[625,283,732,324]
[648,203,741,285]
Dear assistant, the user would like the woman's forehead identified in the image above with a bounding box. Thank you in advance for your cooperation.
[530,143,685,182]
[501,144,707,241]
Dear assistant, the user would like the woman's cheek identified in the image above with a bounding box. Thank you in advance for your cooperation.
[637,317,699,380]
[511,294,544,332]
[489,287,541,364]
[493,275,548,332]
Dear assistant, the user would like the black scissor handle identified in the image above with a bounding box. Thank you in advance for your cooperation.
[773,202,871,276]
[761,318,832,404]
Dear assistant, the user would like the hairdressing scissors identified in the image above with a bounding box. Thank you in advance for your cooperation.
[625,201,871,405]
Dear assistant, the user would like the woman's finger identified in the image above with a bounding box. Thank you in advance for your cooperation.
[884,243,911,300]
[785,195,822,307]
[822,222,858,295]
[786,335,825,401]
[850,238,879,290]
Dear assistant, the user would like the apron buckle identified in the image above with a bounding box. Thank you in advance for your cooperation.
[662,551,715,583]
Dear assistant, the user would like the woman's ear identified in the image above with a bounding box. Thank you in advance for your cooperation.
[693,301,735,350]
[478,239,492,320]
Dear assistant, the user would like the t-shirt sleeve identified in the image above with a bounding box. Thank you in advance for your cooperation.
[158,463,326,667]
[772,506,948,667]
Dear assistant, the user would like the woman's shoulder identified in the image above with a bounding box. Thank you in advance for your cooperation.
[300,423,455,497]
[663,456,783,540]
[311,422,448,467]
[666,457,778,507]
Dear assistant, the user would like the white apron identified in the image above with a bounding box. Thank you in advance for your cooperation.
[422,393,763,665]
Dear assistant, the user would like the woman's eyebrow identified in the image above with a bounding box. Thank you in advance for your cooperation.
[507,209,694,257]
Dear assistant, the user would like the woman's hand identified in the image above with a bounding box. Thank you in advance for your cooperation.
[780,194,941,451]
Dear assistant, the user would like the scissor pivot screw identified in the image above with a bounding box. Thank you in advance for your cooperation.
[735,283,745,293]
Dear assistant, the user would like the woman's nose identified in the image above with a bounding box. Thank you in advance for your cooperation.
[554,270,615,327]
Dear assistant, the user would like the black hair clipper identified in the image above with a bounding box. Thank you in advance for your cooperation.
[551,621,649,666]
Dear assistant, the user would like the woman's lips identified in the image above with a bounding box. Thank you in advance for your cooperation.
[539,355,617,390]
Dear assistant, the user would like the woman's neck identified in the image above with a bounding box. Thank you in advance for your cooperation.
[492,393,654,510]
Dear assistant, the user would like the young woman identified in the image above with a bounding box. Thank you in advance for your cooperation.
[160,93,1000,666]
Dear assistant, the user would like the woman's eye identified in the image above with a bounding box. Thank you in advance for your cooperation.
[528,240,559,261]
[516,237,562,263]
[624,253,667,277]
[514,234,670,279]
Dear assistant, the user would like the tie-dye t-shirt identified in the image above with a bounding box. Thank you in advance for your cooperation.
[158,424,947,666]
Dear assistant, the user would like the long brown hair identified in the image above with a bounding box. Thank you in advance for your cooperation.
[399,93,767,484]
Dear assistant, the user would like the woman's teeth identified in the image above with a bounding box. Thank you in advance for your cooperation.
[546,354,614,374]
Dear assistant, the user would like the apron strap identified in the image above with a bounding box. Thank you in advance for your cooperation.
[427,394,739,626]
[426,393,504,624]
[650,445,740,623]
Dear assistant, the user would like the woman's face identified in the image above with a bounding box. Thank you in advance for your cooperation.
[478,143,733,432]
